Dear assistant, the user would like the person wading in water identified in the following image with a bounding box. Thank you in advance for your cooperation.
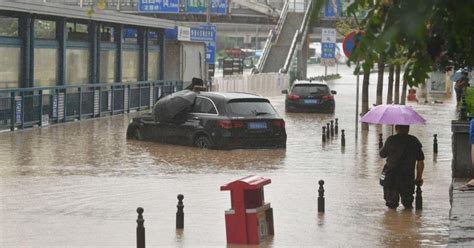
[379,125,425,209]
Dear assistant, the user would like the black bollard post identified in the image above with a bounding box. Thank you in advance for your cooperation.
[322,126,326,143]
[335,118,339,135]
[415,185,423,210]
[326,123,330,140]
[318,180,325,213]
[433,134,438,154]
[378,133,383,149]
[330,120,334,137]
[136,207,145,248]
[341,129,345,147]
[176,194,184,229]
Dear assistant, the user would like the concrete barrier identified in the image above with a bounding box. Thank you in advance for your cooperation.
[212,73,290,97]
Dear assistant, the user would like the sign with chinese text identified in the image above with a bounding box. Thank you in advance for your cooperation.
[138,0,180,13]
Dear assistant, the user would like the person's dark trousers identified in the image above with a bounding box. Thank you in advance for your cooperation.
[455,87,463,102]
[384,184,415,209]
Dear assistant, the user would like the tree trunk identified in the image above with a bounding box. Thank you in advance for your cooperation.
[386,65,394,104]
[394,64,401,104]
[401,79,408,105]
[362,68,370,131]
[376,56,385,105]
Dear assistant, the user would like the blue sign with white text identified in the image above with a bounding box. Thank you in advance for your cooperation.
[325,0,342,17]
[138,0,179,13]
[321,43,336,59]
[185,0,227,14]
[190,27,215,42]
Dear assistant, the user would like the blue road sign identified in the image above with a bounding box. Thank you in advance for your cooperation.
[325,0,342,17]
[321,43,336,59]
[138,0,180,13]
[186,0,227,14]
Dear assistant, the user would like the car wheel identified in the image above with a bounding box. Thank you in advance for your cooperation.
[194,136,212,149]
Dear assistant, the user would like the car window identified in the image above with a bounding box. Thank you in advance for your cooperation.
[226,99,277,117]
[192,97,217,114]
[291,84,329,95]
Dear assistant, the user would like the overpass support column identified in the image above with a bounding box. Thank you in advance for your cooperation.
[297,37,309,80]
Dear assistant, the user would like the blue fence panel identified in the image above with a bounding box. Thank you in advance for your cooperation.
[0,80,183,131]
[113,87,125,113]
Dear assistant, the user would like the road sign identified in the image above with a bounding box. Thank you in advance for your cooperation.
[138,0,180,13]
[321,28,336,43]
[321,43,336,59]
[343,31,364,58]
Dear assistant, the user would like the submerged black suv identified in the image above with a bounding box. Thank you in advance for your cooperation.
[127,92,286,150]
[282,81,337,113]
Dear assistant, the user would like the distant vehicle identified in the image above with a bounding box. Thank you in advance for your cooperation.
[127,91,287,150]
[282,80,337,113]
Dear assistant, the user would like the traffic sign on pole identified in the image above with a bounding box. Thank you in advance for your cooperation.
[342,31,364,58]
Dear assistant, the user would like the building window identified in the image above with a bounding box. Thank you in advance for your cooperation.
[148,31,159,45]
[123,28,137,44]
[0,16,18,37]
[35,19,56,39]
[100,26,115,43]
[0,47,20,88]
[66,48,89,84]
[67,22,88,41]
[34,48,58,87]
[100,49,116,83]
[122,50,139,82]
[148,50,160,80]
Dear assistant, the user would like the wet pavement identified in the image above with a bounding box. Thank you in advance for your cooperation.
[0,65,458,247]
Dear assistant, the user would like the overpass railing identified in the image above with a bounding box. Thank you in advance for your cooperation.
[280,0,312,73]
[0,80,183,131]
[255,0,290,73]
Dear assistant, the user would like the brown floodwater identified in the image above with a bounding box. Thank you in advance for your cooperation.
[0,66,456,247]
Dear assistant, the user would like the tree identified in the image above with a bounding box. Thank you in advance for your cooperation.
[394,64,401,104]
[386,64,394,104]
[376,54,385,105]
[346,0,474,88]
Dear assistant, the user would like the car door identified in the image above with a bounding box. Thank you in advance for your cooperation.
[182,96,219,144]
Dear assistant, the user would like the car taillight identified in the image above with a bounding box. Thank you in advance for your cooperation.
[217,120,244,129]
[272,120,285,128]
[287,94,300,101]
[323,95,334,101]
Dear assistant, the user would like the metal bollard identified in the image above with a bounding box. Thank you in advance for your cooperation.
[136,207,145,248]
[326,123,330,140]
[433,134,438,154]
[330,120,334,137]
[378,133,383,149]
[335,118,339,135]
[416,185,422,210]
[341,129,345,147]
[318,180,325,213]
[322,126,326,143]
[176,194,184,229]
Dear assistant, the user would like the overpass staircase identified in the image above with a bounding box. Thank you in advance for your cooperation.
[255,0,312,74]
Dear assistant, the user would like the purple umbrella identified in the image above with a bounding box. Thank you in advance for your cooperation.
[361,104,426,125]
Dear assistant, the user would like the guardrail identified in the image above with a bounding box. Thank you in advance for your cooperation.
[279,0,313,74]
[0,80,183,131]
[255,0,290,73]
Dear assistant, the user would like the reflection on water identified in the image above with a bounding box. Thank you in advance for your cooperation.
[0,65,454,247]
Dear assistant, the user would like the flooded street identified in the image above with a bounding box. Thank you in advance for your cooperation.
[0,65,456,247]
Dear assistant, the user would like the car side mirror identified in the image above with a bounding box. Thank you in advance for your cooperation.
[331,90,337,95]
[281,89,288,94]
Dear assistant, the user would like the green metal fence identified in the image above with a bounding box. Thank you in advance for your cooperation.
[0,80,183,131]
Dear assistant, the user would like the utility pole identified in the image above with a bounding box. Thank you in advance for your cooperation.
[206,0,211,24]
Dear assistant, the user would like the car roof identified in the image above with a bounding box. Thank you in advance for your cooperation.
[293,80,328,86]
[199,92,266,101]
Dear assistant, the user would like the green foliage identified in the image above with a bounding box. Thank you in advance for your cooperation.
[0,17,18,37]
[346,0,474,87]
[465,88,474,117]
